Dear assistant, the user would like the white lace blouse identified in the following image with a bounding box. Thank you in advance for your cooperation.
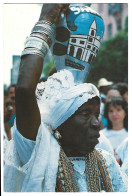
[4,122,128,192]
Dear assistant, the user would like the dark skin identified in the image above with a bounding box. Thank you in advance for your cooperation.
[16,4,69,140]
[4,97,15,140]
[58,97,100,157]
[16,4,100,157]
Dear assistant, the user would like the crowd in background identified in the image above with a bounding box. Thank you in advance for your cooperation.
[4,84,16,141]
[3,71,128,175]
[98,78,128,174]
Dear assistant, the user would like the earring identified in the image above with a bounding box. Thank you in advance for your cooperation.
[54,130,62,140]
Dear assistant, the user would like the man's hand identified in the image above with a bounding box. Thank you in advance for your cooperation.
[16,4,69,140]
[39,4,69,23]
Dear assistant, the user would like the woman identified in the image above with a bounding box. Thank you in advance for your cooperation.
[105,85,121,103]
[116,82,128,103]
[4,4,127,192]
[102,96,128,165]
[100,85,121,128]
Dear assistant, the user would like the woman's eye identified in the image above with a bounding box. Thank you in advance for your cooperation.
[78,112,88,116]
[81,112,89,117]
[81,112,86,116]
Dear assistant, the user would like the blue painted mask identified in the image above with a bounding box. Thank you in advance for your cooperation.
[51,4,105,83]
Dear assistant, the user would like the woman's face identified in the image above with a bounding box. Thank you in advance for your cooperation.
[105,89,121,102]
[108,104,126,126]
[60,98,100,156]
[123,91,128,102]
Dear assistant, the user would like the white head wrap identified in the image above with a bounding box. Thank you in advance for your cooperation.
[4,70,100,192]
[36,69,100,130]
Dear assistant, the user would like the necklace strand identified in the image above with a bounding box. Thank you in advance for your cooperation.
[55,148,113,192]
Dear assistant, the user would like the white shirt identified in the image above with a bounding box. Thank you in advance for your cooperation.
[4,123,128,192]
[116,138,128,175]
[102,128,128,150]
[96,131,114,155]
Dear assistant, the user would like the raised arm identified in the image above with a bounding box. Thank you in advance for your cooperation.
[15,4,69,140]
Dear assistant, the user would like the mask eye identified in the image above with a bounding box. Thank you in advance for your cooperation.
[56,27,70,42]
[53,43,67,56]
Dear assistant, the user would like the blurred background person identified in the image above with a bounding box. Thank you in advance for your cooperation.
[97,78,113,129]
[8,84,16,102]
[4,89,8,101]
[7,84,16,128]
[101,85,122,128]
[98,78,113,104]
[105,85,121,102]
[4,97,15,140]
[115,82,128,103]
[101,96,128,165]
[4,89,9,141]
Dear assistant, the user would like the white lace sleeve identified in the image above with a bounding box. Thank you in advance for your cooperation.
[97,149,128,192]
[96,131,114,155]
[121,157,128,176]
[13,124,36,165]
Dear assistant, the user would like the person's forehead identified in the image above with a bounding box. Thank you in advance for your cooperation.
[108,89,120,95]
[78,99,100,111]
[9,87,15,92]
[109,103,122,109]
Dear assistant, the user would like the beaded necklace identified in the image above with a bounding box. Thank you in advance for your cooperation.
[55,148,114,192]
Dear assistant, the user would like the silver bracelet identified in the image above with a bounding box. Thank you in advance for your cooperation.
[21,36,49,58]
[25,36,49,51]
[21,48,45,59]
[35,20,53,27]
[32,26,55,42]
[21,20,54,59]
[25,40,47,54]
[31,21,55,43]
[30,33,49,43]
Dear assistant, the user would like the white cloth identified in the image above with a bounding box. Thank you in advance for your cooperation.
[96,131,114,155]
[121,157,128,176]
[4,70,100,192]
[36,70,99,130]
[69,159,88,192]
[4,121,60,192]
[4,123,128,192]
[3,129,8,154]
[116,138,128,175]
[4,70,127,192]
[116,137,128,163]
[101,128,128,150]
[99,102,105,120]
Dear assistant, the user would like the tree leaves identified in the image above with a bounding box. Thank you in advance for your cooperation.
[87,28,128,84]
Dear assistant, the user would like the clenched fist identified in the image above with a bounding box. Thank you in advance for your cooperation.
[39,4,69,23]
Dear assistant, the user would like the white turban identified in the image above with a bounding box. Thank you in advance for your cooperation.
[4,70,100,192]
[36,69,99,130]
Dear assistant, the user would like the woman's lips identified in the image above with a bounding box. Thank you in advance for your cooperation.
[112,117,119,121]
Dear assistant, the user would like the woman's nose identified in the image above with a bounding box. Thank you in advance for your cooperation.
[90,116,100,130]
[112,111,118,116]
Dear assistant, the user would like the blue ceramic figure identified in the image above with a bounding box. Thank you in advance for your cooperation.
[51,4,105,83]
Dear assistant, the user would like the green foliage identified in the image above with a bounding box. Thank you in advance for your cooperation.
[87,29,128,84]
[124,16,128,33]
[42,58,55,77]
